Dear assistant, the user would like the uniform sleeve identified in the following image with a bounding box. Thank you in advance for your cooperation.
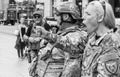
[96,35,120,77]
[44,31,87,53]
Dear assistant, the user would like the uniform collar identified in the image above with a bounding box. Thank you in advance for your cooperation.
[89,29,113,46]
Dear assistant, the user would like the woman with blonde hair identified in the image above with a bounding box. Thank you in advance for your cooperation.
[82,0,120,77]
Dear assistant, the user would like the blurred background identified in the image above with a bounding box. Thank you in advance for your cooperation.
[0,0,119,26]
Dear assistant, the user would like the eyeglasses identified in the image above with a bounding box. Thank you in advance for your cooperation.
[100,1,106,17]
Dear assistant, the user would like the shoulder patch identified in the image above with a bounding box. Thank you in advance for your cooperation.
[105,60,118,74]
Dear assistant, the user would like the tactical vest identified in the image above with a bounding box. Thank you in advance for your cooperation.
[59,26,87,59]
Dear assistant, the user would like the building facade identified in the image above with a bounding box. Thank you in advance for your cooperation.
[0,0,9,10]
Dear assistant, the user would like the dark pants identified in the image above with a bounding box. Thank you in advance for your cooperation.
[15,35,26,58]
[17,47,24,58]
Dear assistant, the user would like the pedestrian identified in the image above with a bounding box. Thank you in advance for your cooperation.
[23,10,50,76]
[24,10,50,41]
[14,14,27,59]
[23,10,49,57]
[36,2,87,77]
[82,1,120,77]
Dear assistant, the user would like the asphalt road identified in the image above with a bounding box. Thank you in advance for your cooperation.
[0,32,30,77]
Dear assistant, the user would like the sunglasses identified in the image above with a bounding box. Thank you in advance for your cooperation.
[100,1,106,17]
[34,15,41,19]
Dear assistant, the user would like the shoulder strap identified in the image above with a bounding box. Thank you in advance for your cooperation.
[58,27,81,36]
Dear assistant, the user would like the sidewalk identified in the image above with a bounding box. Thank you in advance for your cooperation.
[0,24,18,36]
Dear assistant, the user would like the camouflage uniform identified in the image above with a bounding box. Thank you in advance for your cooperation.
[82,30,120,77]
[36,2,87,77]
[43,26,87,77]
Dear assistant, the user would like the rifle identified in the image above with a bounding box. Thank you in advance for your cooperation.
[40,43,56,61]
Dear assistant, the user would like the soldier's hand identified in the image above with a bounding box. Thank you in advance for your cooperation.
[39,26,49,37]
[34,37,41,42]
[29,37,34,43]
[23,35,29,41]
[21,39,24,42]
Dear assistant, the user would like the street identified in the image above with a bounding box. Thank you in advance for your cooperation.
[0,32,30,77]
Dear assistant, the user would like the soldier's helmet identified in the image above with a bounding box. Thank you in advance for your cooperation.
[54,2,81,20]
[33,10,43,17]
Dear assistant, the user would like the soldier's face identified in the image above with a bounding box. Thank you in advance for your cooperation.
[82,5,99,34]
[54,13,62,25]
[20,17,25,24]
[34,15,42,23]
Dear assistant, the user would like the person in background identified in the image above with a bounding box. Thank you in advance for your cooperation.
[24,10,50,39]
[15,14,27,59]
[82,1,120,77]
[23,10,50,63]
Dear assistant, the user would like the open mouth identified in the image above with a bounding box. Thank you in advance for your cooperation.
[79,23,87,31]
[81,23,86,27]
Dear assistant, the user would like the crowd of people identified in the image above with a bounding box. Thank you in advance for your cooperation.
[14,0,120,77]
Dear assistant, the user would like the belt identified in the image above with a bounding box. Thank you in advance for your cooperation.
[70,54,82,59]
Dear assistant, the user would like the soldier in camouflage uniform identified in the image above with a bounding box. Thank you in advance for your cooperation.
[37,2,87,77]
[82,1,120,77]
